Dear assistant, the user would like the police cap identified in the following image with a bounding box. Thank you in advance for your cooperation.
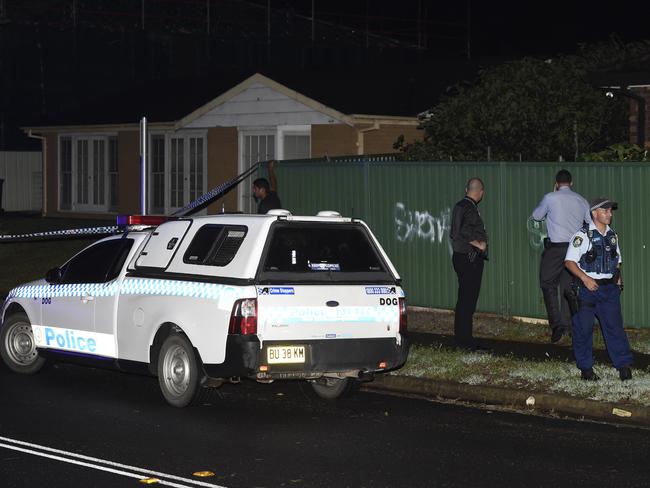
[590,198,618,211]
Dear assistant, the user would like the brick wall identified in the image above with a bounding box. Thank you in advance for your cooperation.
[629,87,650,148]
[361,123,422,154]
[311,124,358,157]
[44,134,57,216]
[206,127,238,214]
[117,130,140,215]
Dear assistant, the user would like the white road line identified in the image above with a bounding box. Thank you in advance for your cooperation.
[0,436,228,488]
[0,443,192,488]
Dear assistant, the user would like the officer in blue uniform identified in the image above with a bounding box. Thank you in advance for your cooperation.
[564,198,633,381]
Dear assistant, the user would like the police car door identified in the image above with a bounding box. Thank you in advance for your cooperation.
[93,237,140,358]
[257,223,401,345]
[39,238,126,358]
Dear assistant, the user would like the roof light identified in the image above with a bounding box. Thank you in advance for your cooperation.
[116,215,170,227]
[316,211,342,217]
[266,209,292,216]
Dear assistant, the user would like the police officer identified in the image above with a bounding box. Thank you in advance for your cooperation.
[450,178,488,350]
[532,169,590,343]
[564,198,633,381]
[252,160,282,214]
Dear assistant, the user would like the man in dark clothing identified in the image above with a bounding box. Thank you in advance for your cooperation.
[450,177,488,350]
[253,160,282,214]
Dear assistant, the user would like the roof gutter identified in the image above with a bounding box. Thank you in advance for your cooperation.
[27,130,47,216]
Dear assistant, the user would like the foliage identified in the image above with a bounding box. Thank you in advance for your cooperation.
[397,38,650,162]
[581,143,648,161]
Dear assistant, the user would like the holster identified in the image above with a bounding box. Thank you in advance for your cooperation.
[565,280,580,316]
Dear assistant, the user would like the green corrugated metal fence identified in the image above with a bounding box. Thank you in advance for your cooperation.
[270,158,650,328]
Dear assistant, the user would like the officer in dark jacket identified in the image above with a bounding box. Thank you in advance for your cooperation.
[253,160,282,214]
[450,178,488,350]
[564,198,632,381]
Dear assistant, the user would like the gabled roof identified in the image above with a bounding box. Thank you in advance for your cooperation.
[175,73,352,129]
[24,61,478,130]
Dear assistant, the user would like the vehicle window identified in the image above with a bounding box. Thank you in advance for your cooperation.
[60,239,134,284]
[183,225,247,267]
[260,223,392,283]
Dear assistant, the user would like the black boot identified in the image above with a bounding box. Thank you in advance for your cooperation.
[618,366,632,381]
[580,368,600,381]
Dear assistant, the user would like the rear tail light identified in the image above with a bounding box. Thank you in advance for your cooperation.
[229,298,258,335]
[398,297,407,333]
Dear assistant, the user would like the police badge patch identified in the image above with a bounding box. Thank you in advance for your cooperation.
[611,236,617,245]
[572,236,583,247]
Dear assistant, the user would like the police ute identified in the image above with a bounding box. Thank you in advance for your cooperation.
[1,211,409,407]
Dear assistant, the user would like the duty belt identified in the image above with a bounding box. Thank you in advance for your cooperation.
[595,277,617,285]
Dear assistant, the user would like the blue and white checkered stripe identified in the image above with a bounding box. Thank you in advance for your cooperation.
[120,279,238,300]
[8,283,118,299]
[8,279,240,302]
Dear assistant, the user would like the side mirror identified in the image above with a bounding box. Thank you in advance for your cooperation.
[45,267,62,284]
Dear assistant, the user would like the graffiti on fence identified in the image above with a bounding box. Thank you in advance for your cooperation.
[394,202,452,253]
[527,217,547,250]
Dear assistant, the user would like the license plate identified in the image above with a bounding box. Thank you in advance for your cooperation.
[267,346,305,364]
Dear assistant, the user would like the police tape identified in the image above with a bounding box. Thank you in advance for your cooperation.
[173,161,262,216]
[0,226,120,243]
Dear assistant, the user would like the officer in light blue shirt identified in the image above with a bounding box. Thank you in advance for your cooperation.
[564,197,632,382]
[531,170,590,343]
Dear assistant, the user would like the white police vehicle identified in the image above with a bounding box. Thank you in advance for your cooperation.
[1,211,408,407]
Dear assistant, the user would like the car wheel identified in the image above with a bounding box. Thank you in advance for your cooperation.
[0,312,46,374]
[157,333,202,408]
[310,377,357,400]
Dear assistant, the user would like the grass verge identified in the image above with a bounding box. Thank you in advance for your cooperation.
[409,308,650,355]
[400,344,650,407]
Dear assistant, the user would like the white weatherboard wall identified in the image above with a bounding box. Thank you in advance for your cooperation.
[185,83,343,128]
[0,152,43,211]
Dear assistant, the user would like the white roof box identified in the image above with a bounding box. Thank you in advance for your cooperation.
[316,210,342,217]
[267,209,292,216]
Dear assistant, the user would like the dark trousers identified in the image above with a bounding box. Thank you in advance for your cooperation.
[452,252,484,346]
[539,243,572,332]
[572,284,632,370]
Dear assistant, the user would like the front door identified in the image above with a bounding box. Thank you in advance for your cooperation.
[240,132,275,213]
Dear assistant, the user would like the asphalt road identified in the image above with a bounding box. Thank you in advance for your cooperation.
[2,362,650,488]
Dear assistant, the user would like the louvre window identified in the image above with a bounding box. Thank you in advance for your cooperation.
[183,225,247,267]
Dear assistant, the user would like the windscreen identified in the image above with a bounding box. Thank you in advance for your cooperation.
[258,223,394,283]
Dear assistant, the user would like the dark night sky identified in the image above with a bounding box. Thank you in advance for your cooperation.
[299,0,650,59]
[468,1,650,59]
[3,0,650,149]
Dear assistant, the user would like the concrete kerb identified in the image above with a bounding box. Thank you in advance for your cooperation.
[363,374,650,428]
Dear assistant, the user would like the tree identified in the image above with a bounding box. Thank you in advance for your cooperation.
[397,38,650,161]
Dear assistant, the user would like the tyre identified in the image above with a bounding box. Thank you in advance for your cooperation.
[157,333,203,408]
[0,312,46,374]
[310,377,357,400]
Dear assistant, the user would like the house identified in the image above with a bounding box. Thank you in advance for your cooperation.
[22,72,425,218]
[592,71,650,149]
